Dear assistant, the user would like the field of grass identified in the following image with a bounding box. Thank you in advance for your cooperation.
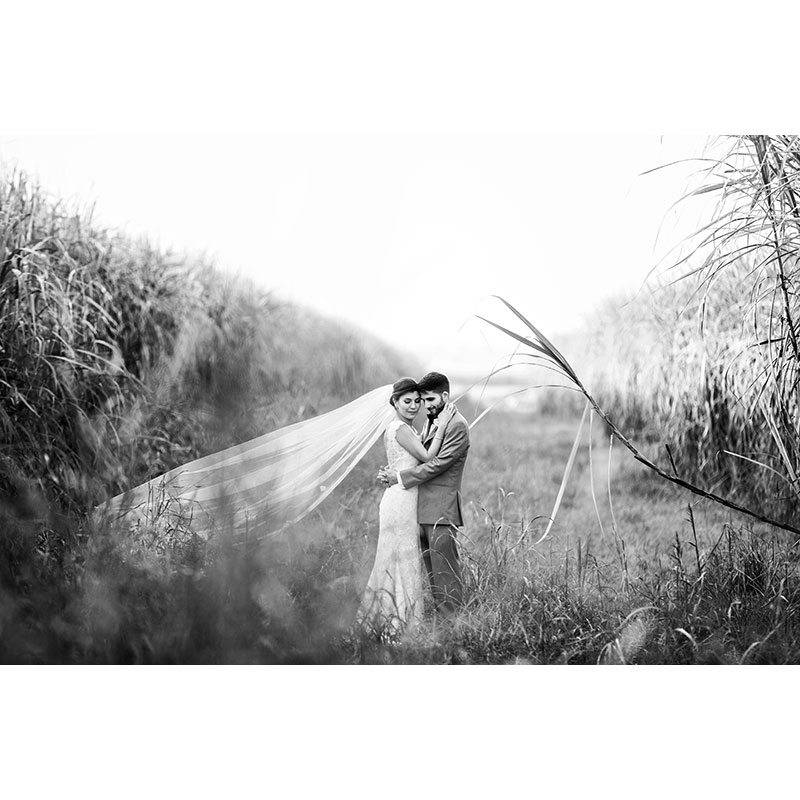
[10,384,800,665]
[41,400,796,666]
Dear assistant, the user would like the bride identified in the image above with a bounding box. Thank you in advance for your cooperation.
[356,378,456,636]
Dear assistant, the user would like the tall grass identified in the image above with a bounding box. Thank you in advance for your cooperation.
[649,135,800,517]
[567,269,795,513]
[0,169,407,514]
[521,136,800,526]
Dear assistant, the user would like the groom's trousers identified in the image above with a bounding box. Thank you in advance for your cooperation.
[419,523,463,611]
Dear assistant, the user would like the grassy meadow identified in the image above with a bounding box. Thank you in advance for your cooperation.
[4,134,800,664]
[250,403,800,665]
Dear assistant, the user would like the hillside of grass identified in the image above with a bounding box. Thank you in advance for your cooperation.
[0,169,409,519]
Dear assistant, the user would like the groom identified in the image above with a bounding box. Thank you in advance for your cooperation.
[379,372,470,612]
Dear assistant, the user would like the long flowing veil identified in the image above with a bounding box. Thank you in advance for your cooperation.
[97,384,395,541]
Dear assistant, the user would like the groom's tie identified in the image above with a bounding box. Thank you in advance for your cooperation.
[426,413,438,439]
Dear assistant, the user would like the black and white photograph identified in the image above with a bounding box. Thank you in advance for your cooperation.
[3,2,799,796]
[7,130,800,667]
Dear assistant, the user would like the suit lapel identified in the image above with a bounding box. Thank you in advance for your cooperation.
[424,408,465,444]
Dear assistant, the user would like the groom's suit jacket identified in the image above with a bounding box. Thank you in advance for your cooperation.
[398,409,470,527]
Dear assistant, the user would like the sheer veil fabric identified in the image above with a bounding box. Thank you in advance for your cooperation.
[97,384,395,541]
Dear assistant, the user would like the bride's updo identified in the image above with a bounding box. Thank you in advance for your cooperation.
[389,377,419,407]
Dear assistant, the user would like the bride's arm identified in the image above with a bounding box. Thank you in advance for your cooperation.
[394,403,456,461]
[395,422,444,462]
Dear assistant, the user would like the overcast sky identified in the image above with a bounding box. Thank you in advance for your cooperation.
[0,133,714,375]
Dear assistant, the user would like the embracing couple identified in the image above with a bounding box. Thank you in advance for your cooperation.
[357,372,470,637]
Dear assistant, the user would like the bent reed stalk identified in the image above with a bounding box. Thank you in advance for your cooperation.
[479,296,800,538]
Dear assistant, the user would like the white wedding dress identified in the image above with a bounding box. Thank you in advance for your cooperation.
[357,418,425,636]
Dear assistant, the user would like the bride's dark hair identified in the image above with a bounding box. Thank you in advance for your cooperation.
[389,377,420,407]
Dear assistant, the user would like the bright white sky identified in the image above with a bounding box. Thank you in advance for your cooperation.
[0,133,713,374]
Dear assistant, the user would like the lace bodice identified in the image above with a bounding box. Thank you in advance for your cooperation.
[385,418,421,472]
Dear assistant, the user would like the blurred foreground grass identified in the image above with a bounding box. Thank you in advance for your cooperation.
[5,405,800,664]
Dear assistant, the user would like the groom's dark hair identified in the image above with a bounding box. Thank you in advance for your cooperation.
[417,371,450,394]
